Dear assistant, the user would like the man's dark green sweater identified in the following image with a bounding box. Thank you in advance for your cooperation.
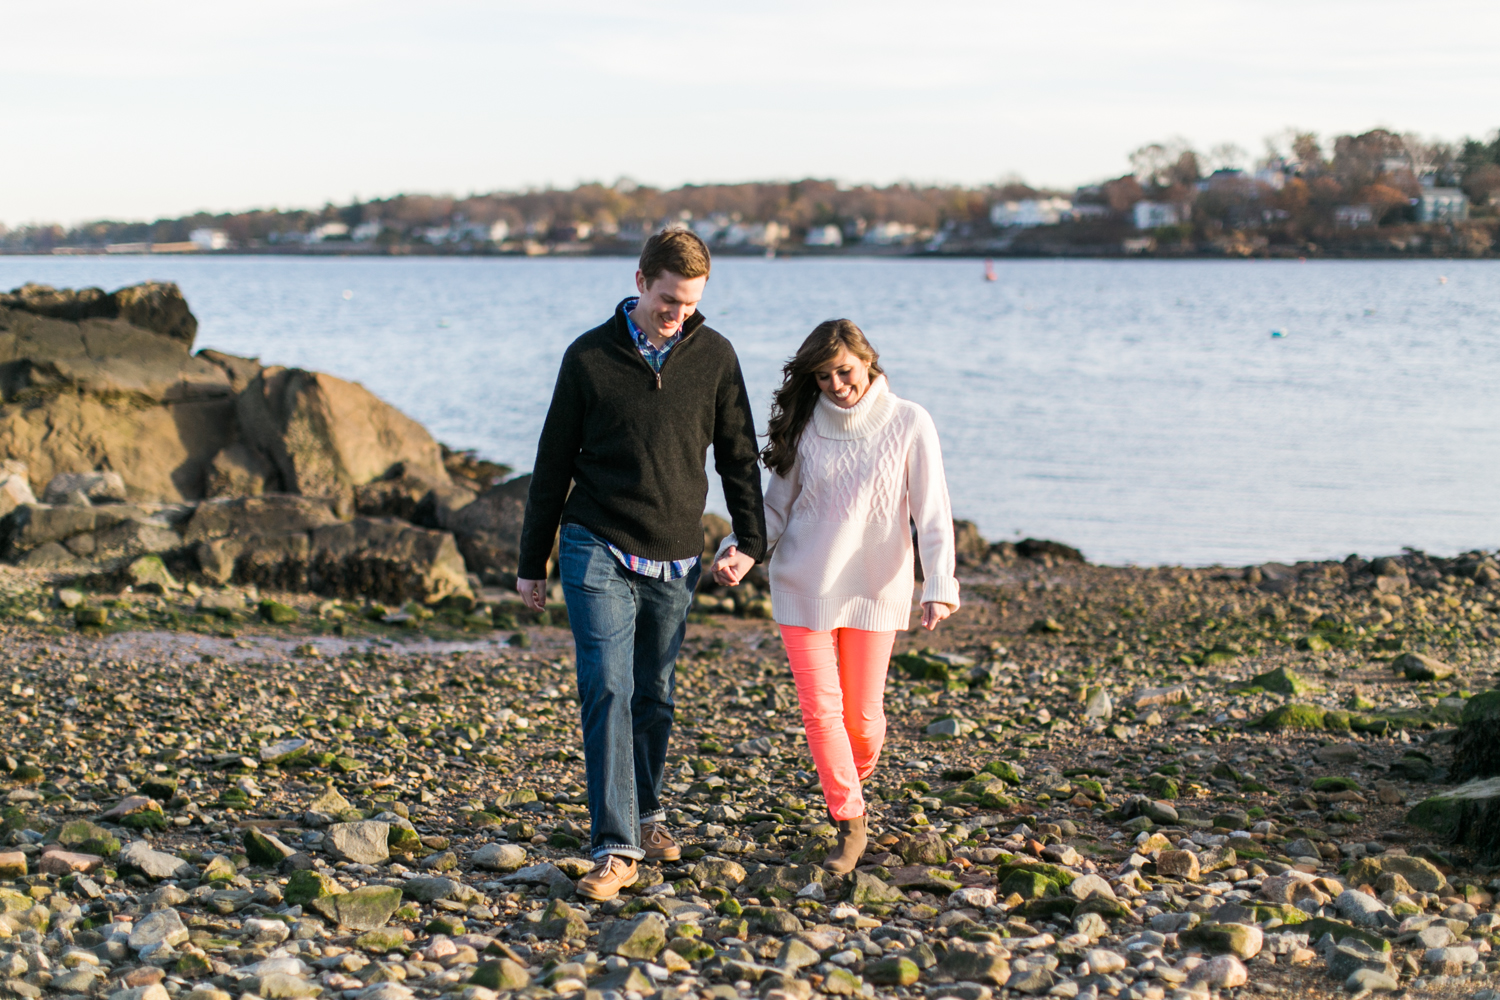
[517,299,767,580]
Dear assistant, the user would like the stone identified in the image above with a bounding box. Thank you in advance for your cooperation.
[1333,889,1394,928]
[1326,939,1395,981]
[109,986,171,1000]
[896,828,950,865]
[847,871,906,907]
[129,909,189,950]
[691,858,747,887]
[38,849,101,875]
[1083,687,1112,721]
[1190,955,1247,988]
[820,968,863,996]
[1345,968,1400,992]
[243,828,296,865]
[471,842,526,872]
[1004,960,1055,995]
[939,945,1011,985]
[598,912,667,959]
[308,885,403,930]
[1156,850,1200,881]
[776,939,822,971]
[285,869,343,907]
[1394,652,1453,681]
[118,841,194,880]
[126,554,179,592]
[260,738,310,764]
[536,899,587,940]
[1249,666,1319,695]
[864,957,919,986]
[469,960,529,991]
[327,820,391,864]
[1180,922,1262,958]
[1066,874,1115,901]
[0,852,24,878]
[1423,944,1479,975]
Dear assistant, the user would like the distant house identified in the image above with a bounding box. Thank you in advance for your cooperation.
[804,224,843,247]
[351,220,383,242]
[189,228,228,251]
[1419,188,1470,223]
[1334,205,1375,229]
[454,220,509,243]
[722,221,786,247]
[312,222,350,241]
[863,221,918,245]
[1068,204,1110,220]
[1132,201,1180,230]
[990,198,1072,228]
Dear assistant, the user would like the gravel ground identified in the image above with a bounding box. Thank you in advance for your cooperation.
[0,549,1496,1000]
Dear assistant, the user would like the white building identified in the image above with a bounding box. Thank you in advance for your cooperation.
[1334,205,1375,229]
[189,228,228,251]
[1419,188,1469,223]
[311,222,349,241]
[990,198,1072,228]
[722,221,786,247]
[1132,201,1180,230]
[804,224,843,247]
[863,221,918,245]
[352,220,383,242]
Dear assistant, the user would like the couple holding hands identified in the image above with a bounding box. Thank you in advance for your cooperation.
[517,229,959,900]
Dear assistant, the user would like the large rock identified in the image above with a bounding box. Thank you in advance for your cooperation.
[326,821,391,865]
[187,495,470,602]
[0,284,246,502]
[437,475,529,576]
[1450,690,1500,782]
[237,366,450,507]
[118,841,194,880]
[308,885,402,930]
[1407,777,1500,862]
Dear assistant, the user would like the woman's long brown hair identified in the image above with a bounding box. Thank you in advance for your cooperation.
[760,319,884,477]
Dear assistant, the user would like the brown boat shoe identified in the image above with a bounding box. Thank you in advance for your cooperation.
[641,821,681,862]
[575,854,639,901]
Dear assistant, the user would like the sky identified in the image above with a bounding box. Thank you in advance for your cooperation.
[4,0,1500,227]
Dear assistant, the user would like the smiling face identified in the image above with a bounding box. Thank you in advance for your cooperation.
[814,348,872,408]
[633,269,707,342]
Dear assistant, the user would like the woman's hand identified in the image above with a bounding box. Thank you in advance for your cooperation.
[921,602,953,630]
[713,545,755,586]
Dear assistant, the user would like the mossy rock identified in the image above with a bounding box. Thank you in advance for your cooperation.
[1249,666,1320,696]
[1311,776,1360,792]
[1406,777,1500,859]
[1253,703,1328,730]
[119,807,167,830]
[285,869,344,907]
[259,600,298,624]
[980,760,1024,785]
[387,826,422,856]
[999,869,1057,899]
[10,765,44,784]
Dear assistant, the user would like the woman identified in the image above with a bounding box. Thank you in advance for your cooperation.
[713,319,959,873]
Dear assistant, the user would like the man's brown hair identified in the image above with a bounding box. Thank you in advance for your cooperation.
[638,228,711,285]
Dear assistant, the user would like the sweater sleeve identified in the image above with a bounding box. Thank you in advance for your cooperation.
[907,407,960,609]
[517,352,585,580]
[713,347,768,561]
[713,459,801,564]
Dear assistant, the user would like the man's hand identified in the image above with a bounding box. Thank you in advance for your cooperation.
[518,578,548,612]
[920,602,953,631]
[712,545,755,586]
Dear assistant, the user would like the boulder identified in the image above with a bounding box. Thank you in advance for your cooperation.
[1394,652,1453,682]
[438,475,529,576]
[1407,777,1500,862]
[237,366,450,508]
[1450,690,1500,782]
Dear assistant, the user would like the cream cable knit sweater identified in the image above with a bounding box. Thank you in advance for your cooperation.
[721,375,960,632]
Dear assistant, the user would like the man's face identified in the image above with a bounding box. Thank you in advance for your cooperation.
[634,269,707,340]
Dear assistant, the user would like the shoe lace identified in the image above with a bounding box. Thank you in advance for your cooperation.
[596,854,631,878]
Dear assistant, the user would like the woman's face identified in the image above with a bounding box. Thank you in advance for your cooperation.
[814,348,871,409]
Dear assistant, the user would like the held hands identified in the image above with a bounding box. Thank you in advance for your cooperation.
[921,602,953,631]
[517,578,548,612]
[712,545,756,586]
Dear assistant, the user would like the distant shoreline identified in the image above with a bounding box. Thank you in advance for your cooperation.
[3,244,1493,261]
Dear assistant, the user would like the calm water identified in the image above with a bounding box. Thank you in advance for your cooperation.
[3,255,1498,567]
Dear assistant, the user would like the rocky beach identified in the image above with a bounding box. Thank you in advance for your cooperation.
[0,283,1497,1000]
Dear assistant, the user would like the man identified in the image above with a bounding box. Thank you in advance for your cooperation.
[517,229,765,901]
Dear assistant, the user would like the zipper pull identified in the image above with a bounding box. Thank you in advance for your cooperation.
[655,372,662,390]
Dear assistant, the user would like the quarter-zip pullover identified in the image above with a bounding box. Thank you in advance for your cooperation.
[517,298,768,580]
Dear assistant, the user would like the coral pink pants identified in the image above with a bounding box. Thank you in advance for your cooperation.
[779,625,897,821]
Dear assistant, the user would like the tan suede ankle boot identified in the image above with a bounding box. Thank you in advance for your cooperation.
[822,814,868,874]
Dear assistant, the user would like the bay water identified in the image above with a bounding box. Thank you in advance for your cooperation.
[2,254,1497,567]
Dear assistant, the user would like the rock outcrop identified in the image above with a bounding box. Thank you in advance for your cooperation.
[0,282,514,603]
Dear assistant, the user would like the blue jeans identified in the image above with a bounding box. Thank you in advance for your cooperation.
[559,524,698,860]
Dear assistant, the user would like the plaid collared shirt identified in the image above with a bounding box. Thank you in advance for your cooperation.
[623,297,683,373]
[605,299,698,582]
